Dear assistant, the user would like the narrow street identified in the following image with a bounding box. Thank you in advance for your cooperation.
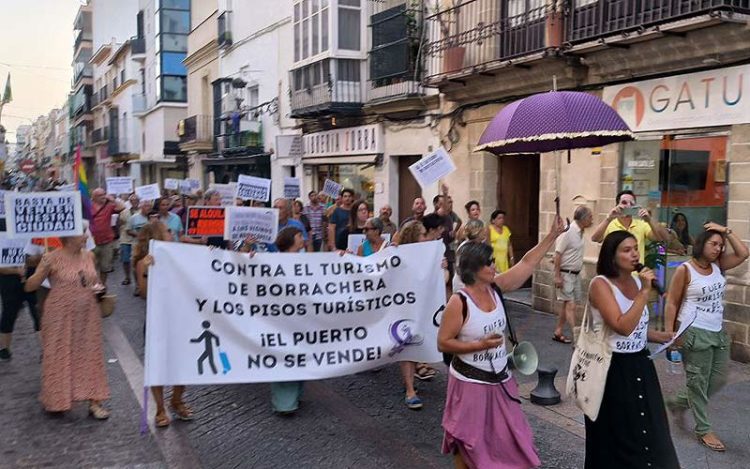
[2,269,749,469]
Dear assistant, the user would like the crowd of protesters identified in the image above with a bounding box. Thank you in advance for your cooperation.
[2,177,749,469]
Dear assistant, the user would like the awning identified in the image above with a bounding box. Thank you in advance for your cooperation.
[130,158,178,165]
[202,154,270,166]
[302,154,379,165]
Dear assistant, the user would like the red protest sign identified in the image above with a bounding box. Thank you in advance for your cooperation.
[187,206,225,237]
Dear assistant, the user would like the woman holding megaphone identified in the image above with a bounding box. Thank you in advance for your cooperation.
[438,216,565,469]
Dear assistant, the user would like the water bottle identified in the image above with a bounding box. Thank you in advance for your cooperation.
[667,349,682,375]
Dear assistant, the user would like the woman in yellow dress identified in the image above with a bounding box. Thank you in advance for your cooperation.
[487,209,514,273]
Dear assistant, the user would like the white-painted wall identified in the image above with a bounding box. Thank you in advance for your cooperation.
[219,0,301,199]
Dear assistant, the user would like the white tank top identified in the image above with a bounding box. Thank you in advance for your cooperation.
[590,276,649,353]
[450,288,509,384]
[681,262,725,332]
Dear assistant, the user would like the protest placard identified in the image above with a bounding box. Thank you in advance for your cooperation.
[283,177,301,199]
[209,183,236,206]
[236,175,272,202]
[0,190,6,218]
[0,235,29,267]
[347,233,391,254]
[144,240,444,385]
[4,191,83,238]
[180,178,201,194]
[322,179,342,199]
[106,177,134,195]
[135,183,161,201]
[164,178,180,191]
[55,184,76,192]
[224,206,279,244]
[187,206,226,237]
[408,147,456,188]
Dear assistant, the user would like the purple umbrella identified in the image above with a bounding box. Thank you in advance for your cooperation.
[474,91,633,155]
[475,90,633,227]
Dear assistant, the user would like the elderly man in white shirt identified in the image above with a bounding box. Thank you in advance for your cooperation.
[552,205,593,344]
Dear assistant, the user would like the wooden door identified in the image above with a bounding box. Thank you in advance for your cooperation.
[496,154,540,284]
[398,156,422,224]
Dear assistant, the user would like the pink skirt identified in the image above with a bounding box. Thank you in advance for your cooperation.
[442,373,540,469]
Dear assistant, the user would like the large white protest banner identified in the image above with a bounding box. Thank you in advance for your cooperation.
[135,183,161,201]
[322,179,342,199]
[209,183,237,206]
[0,190,6,218]
[144,241,444,385]
[224,206,279,244]
[283,177,301,199]
[347,233,391,254]
[4,191,83,238]
[164,178,180,191]
[409,147,456,188]
[106,177,134,195]
[236,175,272,202]
[0,235,29,267]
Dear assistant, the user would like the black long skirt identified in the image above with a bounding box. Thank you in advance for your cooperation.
[585,348,680,469]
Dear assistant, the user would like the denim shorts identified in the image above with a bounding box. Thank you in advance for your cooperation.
[120,243,132,264]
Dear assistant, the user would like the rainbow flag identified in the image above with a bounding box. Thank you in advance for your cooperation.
[74,145,92,219]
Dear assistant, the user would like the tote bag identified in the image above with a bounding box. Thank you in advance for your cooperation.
[565,279,613,421]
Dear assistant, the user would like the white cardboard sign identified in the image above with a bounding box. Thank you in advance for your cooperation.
[223,206,279,244]
[4,191,84,238]
[322,179,342,199]
[283,177,301,199]
[408,147,456,188]
[236,175,272,202]
[135,183,161,202]
[164,178,180,191]
[106,177,134,195]
[0,235,29,267]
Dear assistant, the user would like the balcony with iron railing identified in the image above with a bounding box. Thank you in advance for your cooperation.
[74,30,93,52]
[423,0,551,83]
[367,79,425,103]
[368,2,427,103]
[215,128,264,156]
[131,36,146,56]
[179,115,214,152]
[132,93,147,114]
[92,127,109,144]
[568,0,750,44]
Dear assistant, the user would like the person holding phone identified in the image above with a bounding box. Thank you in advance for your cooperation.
[591,190,669,265]
[664,223,748,452]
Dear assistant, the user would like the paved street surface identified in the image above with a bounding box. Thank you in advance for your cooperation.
[2,268,750,469]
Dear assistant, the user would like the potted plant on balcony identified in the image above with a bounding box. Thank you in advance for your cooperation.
[434,0,465,73]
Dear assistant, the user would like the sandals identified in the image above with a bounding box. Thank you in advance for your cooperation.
[155,412,170,428]
[414,363,438,381]
[88,402,110,420]
[170,401,194,421]
[552,333,572,344]
[699,433,726,452]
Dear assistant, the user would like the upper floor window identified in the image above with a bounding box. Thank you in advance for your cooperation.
[338,0,361,51]
[158,0,190,10]
[294,0,329,62]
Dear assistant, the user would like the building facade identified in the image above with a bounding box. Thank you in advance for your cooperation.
[421,0,750,361]
[179,0,220,184]
[133,0,191,185]
[70,3,95,182]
